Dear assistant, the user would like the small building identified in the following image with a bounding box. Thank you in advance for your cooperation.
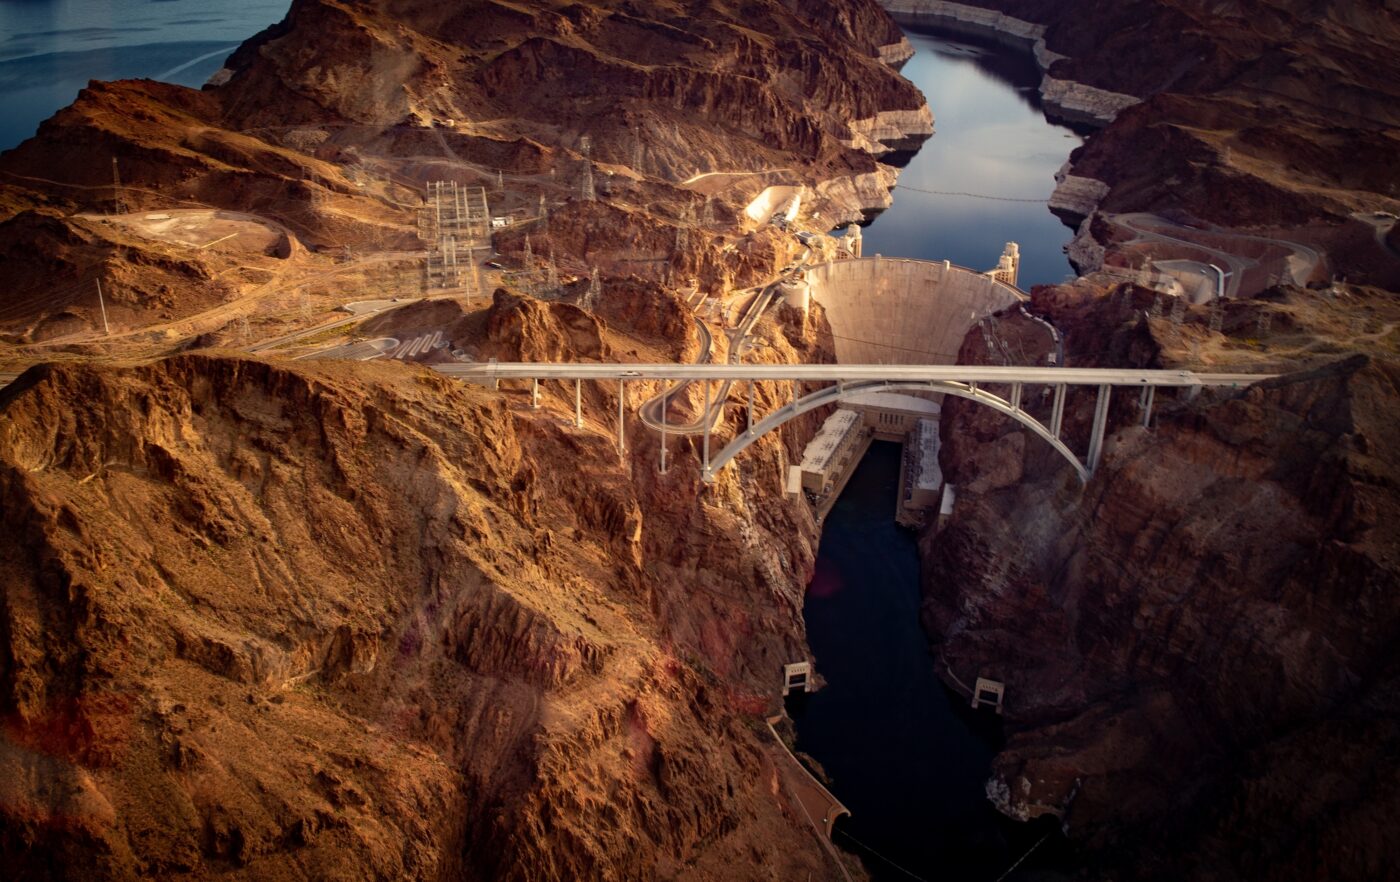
[797,409,864,496]
[897,418,943,526]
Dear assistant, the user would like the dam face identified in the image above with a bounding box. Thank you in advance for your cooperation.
[806,257,1025,365]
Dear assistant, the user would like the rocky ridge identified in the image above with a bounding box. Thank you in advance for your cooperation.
[0,0,930,342]
[862,2,1400,878]
[0,335,850,879]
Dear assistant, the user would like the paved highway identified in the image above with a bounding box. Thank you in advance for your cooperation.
[636,315,716,432]
[636,249,808,434]
[436,362,1272,388]
[1109,212,1320,297]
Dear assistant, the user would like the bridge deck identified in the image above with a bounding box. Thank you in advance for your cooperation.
[435,362,1270,388]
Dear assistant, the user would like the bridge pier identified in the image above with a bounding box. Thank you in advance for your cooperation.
[1050,383,1066,438]
[1086,384,1112,474]
[660,392,668,474]
[746,380,755,436]
[1139,384,1155,427]
[1010,381,1023,411]
[702,381,712,476]
[574,379,583,428]
[617,379,626,454]
[531,378,540,409]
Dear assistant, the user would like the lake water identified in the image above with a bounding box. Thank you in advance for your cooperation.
[0,0,290,151]
[793,26,1081,882]
[862,27,1084,288]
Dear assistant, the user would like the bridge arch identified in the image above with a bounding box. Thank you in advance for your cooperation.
[703,380,1089,484]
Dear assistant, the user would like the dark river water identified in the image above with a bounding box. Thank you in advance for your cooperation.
[0,0,291,152]
[793,443,1018,881]
[793,26,1082,882]
[862,27,1084,288]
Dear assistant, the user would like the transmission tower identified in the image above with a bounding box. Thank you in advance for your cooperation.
[111,158,125,215]
[583,267,601,311]
[579,134,595,201]
[546,249,560,294]
[675,204,692,253]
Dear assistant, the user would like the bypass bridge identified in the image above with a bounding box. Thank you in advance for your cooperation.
[435,363,1273,484]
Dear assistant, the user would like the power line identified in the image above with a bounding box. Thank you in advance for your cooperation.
[834,828,930,882]
[835,826,1053,882]
[993,833,1051,882]
[897,184,1047,204]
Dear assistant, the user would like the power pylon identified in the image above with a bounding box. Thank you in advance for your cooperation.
[111,158,125,215]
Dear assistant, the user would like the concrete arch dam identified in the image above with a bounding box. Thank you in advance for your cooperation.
[803,256,1025,366]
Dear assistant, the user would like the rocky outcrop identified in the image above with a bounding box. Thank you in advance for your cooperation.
[1047,161,1109,222]
[845,107,935,154]
[923,273,1400,879]
[482,288,608,361]
[0,353,838,880]
[926,0,1400,290]
[0,0,928,334]
[1038,77,1139,127]
[812,168,904,222]
[876,38,916,66]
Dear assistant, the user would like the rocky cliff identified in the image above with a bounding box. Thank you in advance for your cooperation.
[0,347,850,880]
[881,0,1400,291]
[874,3,1400,877]
[922,275,1400,878]
[0,0,912,878]
[0,0,928,341]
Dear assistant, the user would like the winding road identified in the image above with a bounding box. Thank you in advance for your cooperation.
[636,250,808,435]
[1106,212,1321,297]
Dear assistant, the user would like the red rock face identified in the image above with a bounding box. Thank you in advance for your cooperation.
[903,13,1400,873]
[0,353,836,879]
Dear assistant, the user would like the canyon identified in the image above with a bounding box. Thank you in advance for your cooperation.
[875,1,1400,878]
[1,0,1398,880]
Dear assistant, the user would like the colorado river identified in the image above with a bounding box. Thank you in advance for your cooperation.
[792,25,1082,882]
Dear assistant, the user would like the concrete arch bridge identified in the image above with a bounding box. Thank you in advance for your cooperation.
[435,362,1271,484]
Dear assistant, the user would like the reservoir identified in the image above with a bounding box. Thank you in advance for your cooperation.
[793,25,1081,882]
[0,0,290,151]
[862,27,1084,288]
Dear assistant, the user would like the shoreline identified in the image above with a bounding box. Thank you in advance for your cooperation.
[875,2,1121,258]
